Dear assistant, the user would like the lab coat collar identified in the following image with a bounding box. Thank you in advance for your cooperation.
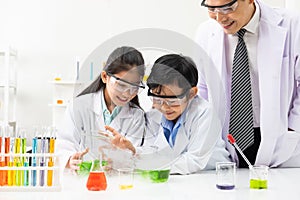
[254,0,286,166]
[256,0,283,26]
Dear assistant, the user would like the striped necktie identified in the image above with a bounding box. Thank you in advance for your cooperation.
[229,29,254,151]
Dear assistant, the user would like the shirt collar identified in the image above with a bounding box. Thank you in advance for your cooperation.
[100,89,121,116]
[161,108,187,131]
[244,1,260,35]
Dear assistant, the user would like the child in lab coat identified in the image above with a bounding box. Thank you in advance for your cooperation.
[56,46,146,171]
[107,54,230,175]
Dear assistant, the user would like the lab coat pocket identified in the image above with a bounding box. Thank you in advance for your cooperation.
[272,131,300,167]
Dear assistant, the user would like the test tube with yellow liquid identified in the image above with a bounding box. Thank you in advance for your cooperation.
[47,128,56,186]
[14,136,22,186]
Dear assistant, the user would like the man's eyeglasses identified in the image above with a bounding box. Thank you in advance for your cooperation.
[201,0,238,15]
[107,72,145,95]
[147,89,189,107]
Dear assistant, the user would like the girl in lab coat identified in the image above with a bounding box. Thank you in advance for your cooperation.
[107,54,230,175]
[56,46,146,171]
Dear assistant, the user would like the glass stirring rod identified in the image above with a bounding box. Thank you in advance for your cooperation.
[227,134,253,168]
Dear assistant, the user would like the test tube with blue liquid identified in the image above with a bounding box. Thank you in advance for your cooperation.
[31,127,38,186]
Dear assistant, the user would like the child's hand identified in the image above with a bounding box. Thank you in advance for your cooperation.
[67,148,89,172]
[104,125,136,155]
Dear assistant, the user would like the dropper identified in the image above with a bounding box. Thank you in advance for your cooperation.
[227,134,253,168]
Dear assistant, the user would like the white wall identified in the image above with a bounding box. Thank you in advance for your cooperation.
[0,0,296,137]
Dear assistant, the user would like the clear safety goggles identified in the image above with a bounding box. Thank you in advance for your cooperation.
[201,0,238,15]
[148,89,188,107]
[107,72,145,95]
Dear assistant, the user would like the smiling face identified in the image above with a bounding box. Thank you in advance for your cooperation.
[151,84,196,122]
[102,68,143,109]
[205,0,255,34]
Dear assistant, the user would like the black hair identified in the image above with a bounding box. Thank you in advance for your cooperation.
[78,46,145,108]
[147,54,198,93]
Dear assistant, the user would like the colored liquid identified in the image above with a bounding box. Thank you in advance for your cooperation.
[0,160,5,186]
[86,171,107,191]
[15,161,22,186]
[250,179,268,189]
[31,162,37,186]
[216,184,235,190]
[8,161,14,186]
[56,99,63,104]
[23,162,29,186]
[119,184,133,190]
[149,170,170,183]
[78,161,92,176]
[4,137,10,166]
[47,161,54,186]
[40,161,45,186]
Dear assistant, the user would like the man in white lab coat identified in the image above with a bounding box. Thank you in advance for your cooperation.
[196,0,300,167]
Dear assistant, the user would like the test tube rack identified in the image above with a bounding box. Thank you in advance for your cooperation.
[0,153,61,192]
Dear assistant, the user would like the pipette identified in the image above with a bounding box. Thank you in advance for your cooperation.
[227,134,253,168]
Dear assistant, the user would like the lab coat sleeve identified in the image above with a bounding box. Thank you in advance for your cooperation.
[55,102,82,169]
[121,107,146,147]
[288,17,300,132]
[171,102,230,174]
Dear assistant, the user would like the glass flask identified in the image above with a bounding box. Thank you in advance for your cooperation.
[86,155,107,191]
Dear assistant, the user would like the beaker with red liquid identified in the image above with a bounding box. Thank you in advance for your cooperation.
[86,157,107,191]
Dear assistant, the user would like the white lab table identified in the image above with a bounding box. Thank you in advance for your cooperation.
[0,168,300,200]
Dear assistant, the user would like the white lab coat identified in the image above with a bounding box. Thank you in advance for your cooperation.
[56,89,145,167]
[195,0,300,167]
[141,96,230,175]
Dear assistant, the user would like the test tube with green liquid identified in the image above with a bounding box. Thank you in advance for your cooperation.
[14,136,22,186]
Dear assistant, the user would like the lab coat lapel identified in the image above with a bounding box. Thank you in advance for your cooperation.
[172,126,189,156]
[92,91,106,129]
[255,1,287,165]
[206,28,229,127]
[109,104,133,133]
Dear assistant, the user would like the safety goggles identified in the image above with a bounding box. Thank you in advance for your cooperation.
[107,72,145,95]
[201,0,238,15]
[148,89,188,107]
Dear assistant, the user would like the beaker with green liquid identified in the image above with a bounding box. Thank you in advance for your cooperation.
[249,165,268,189]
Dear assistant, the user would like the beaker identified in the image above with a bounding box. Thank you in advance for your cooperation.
[86,155,107,191]
[216,162,236,190]
[249,165,268,189]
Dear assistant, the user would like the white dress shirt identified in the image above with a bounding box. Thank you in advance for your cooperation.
[225,2,261,127]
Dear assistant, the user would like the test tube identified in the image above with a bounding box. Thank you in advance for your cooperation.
[40,129,47,187]
[31,127,38,186]
[0,126,4,186]
[8,161,14,186]
[47,127,56,186]
[9,128,16,186]
[14,135,22,186]
[23,156,29,186]
[21,130,28,186]
[4,126,11,167]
